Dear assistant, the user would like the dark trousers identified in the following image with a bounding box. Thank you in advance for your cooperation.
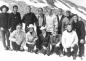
[51,45,56,53]
[37,26,41,37]
[64,45,78,57]
[36,39,42,50]
[1,29,10,49]
[12,42,21,50]
[78,43,85,57]
[41,45,51,55]
[26,43,35,52]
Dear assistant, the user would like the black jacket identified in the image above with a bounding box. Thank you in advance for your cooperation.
[73,21,85,42]
[39,32,50,47]
[9,12,21,28]
[57,15,64,34]
[22,12,38,26]
[0,13,10,29]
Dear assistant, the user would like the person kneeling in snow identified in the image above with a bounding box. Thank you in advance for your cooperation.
[39,26,50,55]
[50,33,61,55]
[9,23,26,51]
[26,24,38,52]
[61,24,78,60]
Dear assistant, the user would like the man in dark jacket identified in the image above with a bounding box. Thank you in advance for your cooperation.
[22,6,38,33]
[72,14,85,60]
[37,8,46,37]
[56,8,64,34]
[56,8,64,56]
[0,5,10,50]
[9,5,21,32]
[39,26,50,55]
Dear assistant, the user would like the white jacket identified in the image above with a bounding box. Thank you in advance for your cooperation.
[45,14,58,33]
[61,30,78,49]
[9,30,26,47]
[26,31,38,45]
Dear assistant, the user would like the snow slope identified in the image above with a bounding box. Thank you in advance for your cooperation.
[0,41,86,61]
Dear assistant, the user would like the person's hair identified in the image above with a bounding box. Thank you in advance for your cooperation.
[13,5,18,9]
[38,8,43,12]
[66,10,71,13]
[72,14,79,22]
[0,5,9,11]
[16,23,22,27]
[66,10,71,15]
[67,23,73,30]
[29,27,34,32]
[27,5,31,9]
[58,8,63,12]
[39,8,43,11]
[67,23,72,27]
[72,14,78,17]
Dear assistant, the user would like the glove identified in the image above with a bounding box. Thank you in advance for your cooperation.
[64,48,67,52]
[0,27,4,31]
[71,48,73,52]
[9,28,11,32]
[20,46,24,50]
[80,39,84,44]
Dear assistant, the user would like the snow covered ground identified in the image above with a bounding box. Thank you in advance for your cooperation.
[0,41,86,61]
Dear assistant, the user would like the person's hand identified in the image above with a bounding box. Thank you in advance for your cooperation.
[71,44,74,48]
[64,48,67,52]
[9,28,11,32]
[43,46,47,50]
[80,39,84,44]
[20,46,24,50]
[0,27,4,31]
[34,38,38,41]
[71,48,73,52]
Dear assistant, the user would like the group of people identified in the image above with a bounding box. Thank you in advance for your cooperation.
[0,5,85,60]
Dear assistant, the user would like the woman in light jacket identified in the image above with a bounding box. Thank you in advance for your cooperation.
[9,23,26,51]
[26,24,38,52]
[61,24,78,60]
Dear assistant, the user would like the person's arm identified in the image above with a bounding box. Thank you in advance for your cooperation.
[26,33,29,43]
[22,14,26,31]
[22,14,26,23]
[9,31,16,42]
[71,31,78,47]
[53,16,58,28]
[18,13,22,23]
[8,13,12,29]
[80,22,85,43]
[33,13,38,26]
[61,32,66,49]
[21,33,26,47]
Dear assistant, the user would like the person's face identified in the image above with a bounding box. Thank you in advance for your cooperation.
[48,9,52,15]
[2,8,7,13]
[27,6,31,13]
[38,8,43,14]
[16,25,22,32]
[29,28,34,32]
[67,25,72,32]
[58,9,62,15]
[78,17,82,21]
[13,7,18,12]
[66,11,70,17]
[73,15,78,22]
